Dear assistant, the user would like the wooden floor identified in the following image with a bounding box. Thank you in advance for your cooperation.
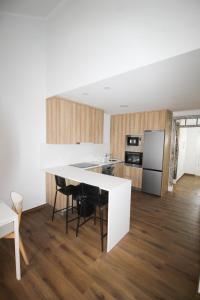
[0,174,200,300]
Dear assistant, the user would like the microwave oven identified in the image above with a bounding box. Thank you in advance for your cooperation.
[126,135,143,146]
[127,136,139,146]
[125,151,143,166]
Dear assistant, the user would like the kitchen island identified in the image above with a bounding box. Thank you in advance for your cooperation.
[46,163,131,252]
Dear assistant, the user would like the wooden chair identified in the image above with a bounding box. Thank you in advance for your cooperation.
[0,192,29,265]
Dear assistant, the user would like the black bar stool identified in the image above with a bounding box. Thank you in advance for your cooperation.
[76,183,108,251]
[52,175,80,233]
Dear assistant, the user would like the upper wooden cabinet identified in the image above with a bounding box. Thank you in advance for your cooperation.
[144,110,166,130]
[46,97,104,144]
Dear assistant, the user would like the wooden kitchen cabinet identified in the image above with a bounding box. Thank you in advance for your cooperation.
[123,165,143,188]
[110,109,172,193]
[113,163,124,178]
[46,97,104,144]
[143,110,166,130]
[88,166,102,173]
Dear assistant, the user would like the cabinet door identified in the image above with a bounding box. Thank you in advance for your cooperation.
[88,166,102,173]
[129,113,144,134]
[113,163,124,178]
[46,97,104,144]
[123,165,142,188]
[144,110,166,130]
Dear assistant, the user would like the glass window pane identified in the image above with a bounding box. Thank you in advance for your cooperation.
[186,118,197,126]
[198,118,200,125]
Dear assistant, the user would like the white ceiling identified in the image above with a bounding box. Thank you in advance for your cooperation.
[0,0,65,18]
[60,49,200,114]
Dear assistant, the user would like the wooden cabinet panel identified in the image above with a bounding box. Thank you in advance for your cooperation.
[88,166,102,173]
[46,97,104,144]
[113,163,124,178]
[161,110,172,195]
[123,166,142,188]
[144,110,166,130]
[128,113,144,135]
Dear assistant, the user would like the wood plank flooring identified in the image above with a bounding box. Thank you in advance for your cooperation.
[0,174,200,300]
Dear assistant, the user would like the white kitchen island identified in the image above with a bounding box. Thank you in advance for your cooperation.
[46,164,132,252]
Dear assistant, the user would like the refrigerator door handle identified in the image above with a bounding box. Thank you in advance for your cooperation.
[143,168,162,172]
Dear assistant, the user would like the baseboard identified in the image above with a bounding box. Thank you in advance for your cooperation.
[22,203,48,215]
[184,173,195,176]
[174,173,184,183]
[131,186,142,192]
[173,173,197,185]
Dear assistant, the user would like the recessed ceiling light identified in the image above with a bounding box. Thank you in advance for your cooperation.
[104,86,111,90]
[82,92,88,96]
[120,104,128,108]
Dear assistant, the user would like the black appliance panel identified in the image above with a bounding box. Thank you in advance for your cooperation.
[125,151,143,166]
[127,136,140,146]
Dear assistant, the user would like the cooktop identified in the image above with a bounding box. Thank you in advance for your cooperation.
[70,162,98,169]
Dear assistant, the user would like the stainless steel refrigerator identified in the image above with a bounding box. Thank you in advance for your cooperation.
[142,130,165,196]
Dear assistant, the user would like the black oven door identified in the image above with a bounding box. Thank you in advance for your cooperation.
[125,151,143,166]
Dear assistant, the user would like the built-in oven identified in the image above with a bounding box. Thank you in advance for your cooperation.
[125,151,143,167]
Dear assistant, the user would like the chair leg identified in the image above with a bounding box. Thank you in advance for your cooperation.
[94,206,96,225]
[99,206,104,252]
[76,201,82,237]
[52,191,57,221]
[19,236,29,265]
[72,195,74,214]
[83,201,86,222]
[66,195,69,233]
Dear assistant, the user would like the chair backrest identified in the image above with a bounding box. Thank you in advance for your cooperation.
[55,175,66,189]
[10,192,23,224]
[81,183,100,201]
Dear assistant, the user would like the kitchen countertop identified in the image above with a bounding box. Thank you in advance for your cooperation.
[46,160,129,192]
[45,160,131,252]
[70,159,123,169]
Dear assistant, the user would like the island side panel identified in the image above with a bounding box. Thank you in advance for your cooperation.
[107,180,132,252]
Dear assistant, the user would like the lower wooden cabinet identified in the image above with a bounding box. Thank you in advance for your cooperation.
[113,163,124,178]
[123,165,143,189]
[88,166,102,173]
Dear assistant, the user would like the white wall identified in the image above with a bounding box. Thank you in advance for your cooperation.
[41,143,105,169]
[0,14,46,210]
[46,0,200,97]
[173,109,200,117]
[176,128,187,181]
[184,127,200,176]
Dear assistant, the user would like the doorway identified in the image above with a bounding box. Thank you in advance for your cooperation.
[172,115,200,185]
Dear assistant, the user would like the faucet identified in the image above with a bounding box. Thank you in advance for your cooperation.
[104,153,109,162]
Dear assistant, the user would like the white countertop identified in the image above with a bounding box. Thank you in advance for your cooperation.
[77,159,123,169]
[46,161,130,192]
